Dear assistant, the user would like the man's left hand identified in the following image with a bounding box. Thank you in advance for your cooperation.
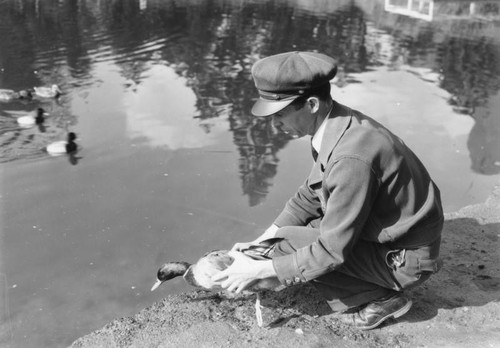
[211,251,276,293]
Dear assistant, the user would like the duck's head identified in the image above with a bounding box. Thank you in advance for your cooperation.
[151,261,191,291]
[52,84,62,96]
[35,108,46,122]
[66,132,78,153]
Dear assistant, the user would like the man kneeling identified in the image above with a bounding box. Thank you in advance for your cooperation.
[213,51,443,330]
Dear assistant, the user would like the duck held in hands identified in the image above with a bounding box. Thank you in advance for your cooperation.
[152,237,285,326]
[151,238,284,292]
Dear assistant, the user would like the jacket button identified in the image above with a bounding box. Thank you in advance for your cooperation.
[294,277,301,283]
[285,279,292,286]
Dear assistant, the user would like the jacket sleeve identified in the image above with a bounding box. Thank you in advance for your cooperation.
[273,178,323,227]
[272,156,380,285]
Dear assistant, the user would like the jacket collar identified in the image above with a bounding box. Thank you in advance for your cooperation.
[308,101,352,186]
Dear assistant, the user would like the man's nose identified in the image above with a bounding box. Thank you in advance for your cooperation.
[271,116,281,128]
[270,117,281,133]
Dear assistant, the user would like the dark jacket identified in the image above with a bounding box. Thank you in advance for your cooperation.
[272,101,443,284]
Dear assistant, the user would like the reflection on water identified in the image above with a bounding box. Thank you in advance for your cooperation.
[1,0,498,177]
[1,0,500,346]
[231,115,287,206]
[385,0,500,22]
[468,91,500,175]
[124,64,226,149]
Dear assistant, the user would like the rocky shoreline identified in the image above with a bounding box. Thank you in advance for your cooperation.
[70,185,500,348]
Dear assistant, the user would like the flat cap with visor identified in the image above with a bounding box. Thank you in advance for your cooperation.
[251,51,337,117]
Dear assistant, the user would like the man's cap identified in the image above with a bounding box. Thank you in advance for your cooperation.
[251,51,337,117]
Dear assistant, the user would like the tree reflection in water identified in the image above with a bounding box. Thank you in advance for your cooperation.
[231,114,284,206]
[0,0,499,197]
[439,37,500,175]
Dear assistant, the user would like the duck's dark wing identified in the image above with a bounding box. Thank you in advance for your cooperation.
[241,237,284,260]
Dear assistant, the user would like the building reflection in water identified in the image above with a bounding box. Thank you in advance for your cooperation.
[468,93,500,175]
[438,35,500,175]
[385,0,435,21]
[231,114,285,206]
[381,0,500,175]
[385,0,500,21]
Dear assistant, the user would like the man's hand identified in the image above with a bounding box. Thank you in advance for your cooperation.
[211,251,276,293]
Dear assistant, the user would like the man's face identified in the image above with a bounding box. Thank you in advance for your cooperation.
[271,99,313,138]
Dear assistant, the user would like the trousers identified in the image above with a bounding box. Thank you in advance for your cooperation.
[273,226,442,312]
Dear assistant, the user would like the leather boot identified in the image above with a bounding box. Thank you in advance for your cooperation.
[345,292,412,330]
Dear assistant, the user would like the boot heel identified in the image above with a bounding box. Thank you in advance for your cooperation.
[392,300,412,318]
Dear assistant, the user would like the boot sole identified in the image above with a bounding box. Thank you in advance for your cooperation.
[358,299,413,331]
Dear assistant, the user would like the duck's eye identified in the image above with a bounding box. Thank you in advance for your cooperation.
[157,267,168,280]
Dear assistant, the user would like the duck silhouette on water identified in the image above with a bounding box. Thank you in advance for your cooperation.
[152,237,285,326]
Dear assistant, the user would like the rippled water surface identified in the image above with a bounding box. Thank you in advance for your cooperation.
[1,0,500,346]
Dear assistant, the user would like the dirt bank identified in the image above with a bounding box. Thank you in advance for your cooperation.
[70,185,500,348]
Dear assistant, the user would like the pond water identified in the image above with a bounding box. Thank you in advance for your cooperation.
[1,0,499,346]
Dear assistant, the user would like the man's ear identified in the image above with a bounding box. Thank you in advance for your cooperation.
[307,97,320,114]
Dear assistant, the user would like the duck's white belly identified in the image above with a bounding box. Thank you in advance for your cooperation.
[17,116,35,127]
[46,141,67,155]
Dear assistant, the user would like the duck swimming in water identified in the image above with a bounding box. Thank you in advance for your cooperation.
[0,89,33,102]
[152,238,285,326]
[17,108,46,127]
[46,132,78,156]
[34,84,62,98]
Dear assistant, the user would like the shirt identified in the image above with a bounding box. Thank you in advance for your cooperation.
[271,101,444,286]
[311,111,328,155]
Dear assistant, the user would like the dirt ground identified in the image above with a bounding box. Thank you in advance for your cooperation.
[70,185,500,348]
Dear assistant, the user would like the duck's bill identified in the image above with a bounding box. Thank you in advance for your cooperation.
[151,279,163,291]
